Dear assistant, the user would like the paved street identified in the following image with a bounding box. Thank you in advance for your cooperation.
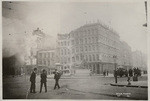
[3,70,148,100]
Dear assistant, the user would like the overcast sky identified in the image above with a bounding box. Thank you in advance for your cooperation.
[2,1,147,55]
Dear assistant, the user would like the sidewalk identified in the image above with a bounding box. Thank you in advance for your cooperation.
[110,75,148,88]
[67,78,148,100]
[110,80,148,88]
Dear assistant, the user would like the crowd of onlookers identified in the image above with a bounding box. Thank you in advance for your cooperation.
[114,67,142,77]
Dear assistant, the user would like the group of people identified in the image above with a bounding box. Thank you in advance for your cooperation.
[114,67,142,77]
[30,68,61,93]
[128,67,141,77]
[103,70,109,77]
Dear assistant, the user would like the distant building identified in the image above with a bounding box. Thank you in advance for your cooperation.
[56,34,73,75]
[37,49,56,74]
[132,50,147,72]
[57,22,133,74]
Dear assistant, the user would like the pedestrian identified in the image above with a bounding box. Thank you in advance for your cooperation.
[106,71,109,76]
[90,69,92,76]
[127,76,131,85]
[39,69,47,93]
[103,70,106,77]
[133,67,136,76]
[128,69,133,77]
[53,69,61,90]
[30,68,37,93]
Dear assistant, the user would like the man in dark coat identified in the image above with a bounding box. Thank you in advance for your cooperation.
[53,69,61,90]
[129,69,133,77]
[40,69,47,93]
[30,68,37,93]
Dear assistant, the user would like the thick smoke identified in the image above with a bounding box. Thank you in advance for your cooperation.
[2,17,35,65]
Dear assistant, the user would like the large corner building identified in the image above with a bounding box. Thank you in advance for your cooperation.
[56,22,132,74]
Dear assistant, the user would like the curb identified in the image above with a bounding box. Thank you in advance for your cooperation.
[110,83,148,88]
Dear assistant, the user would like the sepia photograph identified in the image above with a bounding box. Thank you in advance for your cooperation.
[2,0,148,100]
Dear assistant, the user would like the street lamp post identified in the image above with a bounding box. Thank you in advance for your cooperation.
[113,55,117,83]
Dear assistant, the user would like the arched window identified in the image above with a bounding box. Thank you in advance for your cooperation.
[85,30,87,35]
[93,54,95,61]
[89,45,91,51]
[64,49,67,55]
[89,55,92,61]
[76,47,79,53]
[89,37,91,43]
[85,46,88,51]
[61,49,63,55]
[80,39,83,44]
[97,54,99,61]
[88,30,90,35]
[80,54,83,60]
[68,49,70,54]
[92,37,94,43]
[68,58,70,63]
[72,57,75,62]
[80,46,83,52]
[48,60,50,66]
[61,42,63,46]
[76,55,79,61]
[85,38,87,43]
[93,45,95,51]
[92,29,95,34]
[95,37,98,43]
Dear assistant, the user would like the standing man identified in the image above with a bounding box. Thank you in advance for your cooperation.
[30,68,37,93]
[40,69,47,93]
[129,69,133,77]
[53,69,61,90]
[103,70,106,77]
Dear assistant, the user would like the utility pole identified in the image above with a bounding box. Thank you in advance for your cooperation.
[143,1,147,27]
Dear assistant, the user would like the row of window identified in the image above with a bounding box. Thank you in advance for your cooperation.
[58,36,98,47]
[38,52,54,59]
[59,43,119,56]
[38,59,54,66]
[58,41,70,46]
[60,53,116,64]
[70,28,98,38]
[59,45,98,56]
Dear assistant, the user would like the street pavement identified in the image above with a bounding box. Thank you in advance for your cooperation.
[3,69,148,100]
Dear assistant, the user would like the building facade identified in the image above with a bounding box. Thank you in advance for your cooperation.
[56,34,73,75]
[37,49,56,74]
[132,50,147,72]
[57,22,133,74]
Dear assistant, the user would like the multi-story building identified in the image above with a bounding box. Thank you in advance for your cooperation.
[57,22,133,74]
[37,49,56,74]
[119,41,132,69]
[132,50,147,72]
[56,34,73,75]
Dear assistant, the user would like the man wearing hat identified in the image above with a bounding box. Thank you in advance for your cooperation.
[30,68,37,93]
[53,69,61,89]
[39,69,47,93]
